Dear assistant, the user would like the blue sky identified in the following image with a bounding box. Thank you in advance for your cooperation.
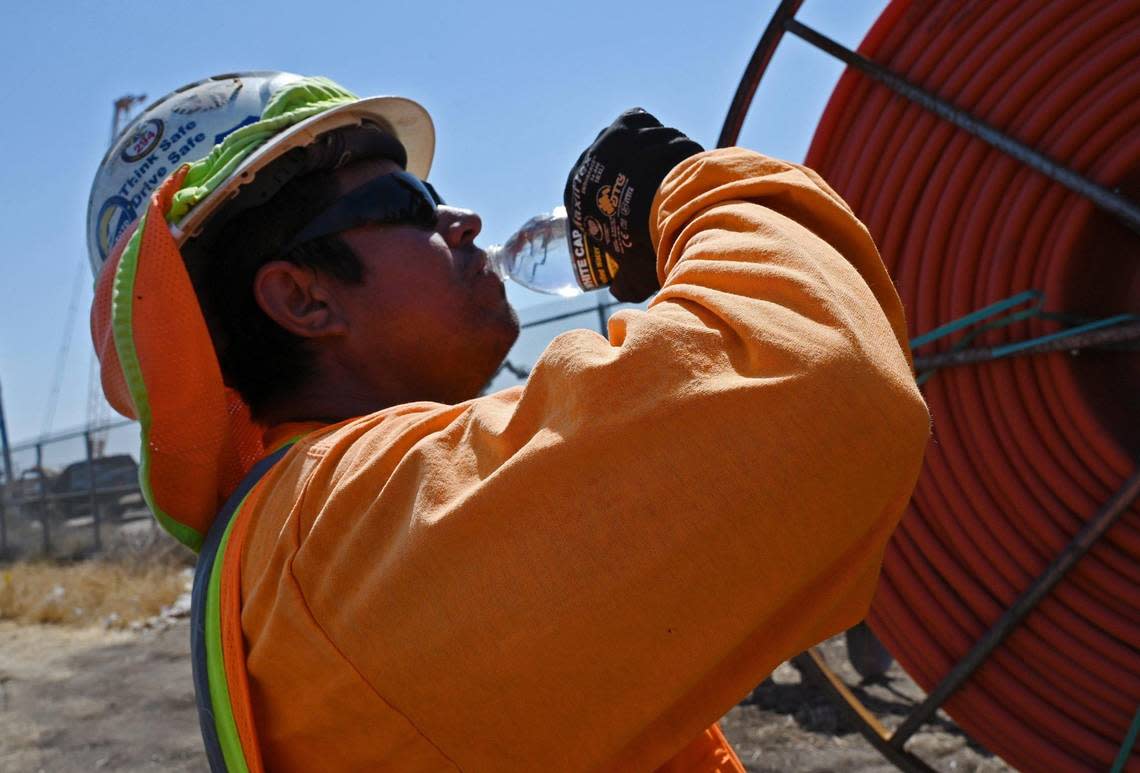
[0,0,887,446]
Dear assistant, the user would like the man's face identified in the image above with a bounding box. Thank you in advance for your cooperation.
[322,158,520,406]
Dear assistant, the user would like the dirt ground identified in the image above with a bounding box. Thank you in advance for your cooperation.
[0,621,202,772]
[0,620,1012,772]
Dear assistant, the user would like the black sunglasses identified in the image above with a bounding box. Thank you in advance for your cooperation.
[283,171,445,253]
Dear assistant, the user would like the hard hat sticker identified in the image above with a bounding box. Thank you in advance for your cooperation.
[115,155,169,209]
[159,121,207,166]
[96,196,138,260]
[172,79,242,115]
[121,119,164,163]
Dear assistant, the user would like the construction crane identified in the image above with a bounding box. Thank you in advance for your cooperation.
[85,94,147,456]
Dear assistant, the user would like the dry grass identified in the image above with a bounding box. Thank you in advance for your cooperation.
[0,558,189,628]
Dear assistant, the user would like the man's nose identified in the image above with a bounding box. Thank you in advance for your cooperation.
[437,206,482,248]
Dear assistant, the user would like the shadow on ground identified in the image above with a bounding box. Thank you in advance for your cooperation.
[720,636,1011,773]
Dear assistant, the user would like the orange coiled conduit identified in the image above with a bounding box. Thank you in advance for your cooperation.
[803,1,1140,771]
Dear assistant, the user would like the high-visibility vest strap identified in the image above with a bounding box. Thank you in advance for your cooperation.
[191,443,293,772]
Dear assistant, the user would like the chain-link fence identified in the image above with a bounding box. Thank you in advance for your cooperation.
[0,418,150,560]
[0,294,634,560]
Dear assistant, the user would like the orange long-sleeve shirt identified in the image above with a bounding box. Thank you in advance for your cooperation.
[235,148,930,771]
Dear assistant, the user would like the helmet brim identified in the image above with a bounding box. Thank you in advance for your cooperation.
[173,95,435,245]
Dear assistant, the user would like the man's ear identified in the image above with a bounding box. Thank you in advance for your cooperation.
[253,261,348,339]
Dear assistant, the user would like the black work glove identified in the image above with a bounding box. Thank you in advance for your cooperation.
[563,108,703,302]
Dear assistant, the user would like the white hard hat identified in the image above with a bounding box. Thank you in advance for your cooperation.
[86,71,435,276]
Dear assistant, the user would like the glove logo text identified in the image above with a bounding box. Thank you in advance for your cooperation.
[569,226,585,259]
[596,185,619,217]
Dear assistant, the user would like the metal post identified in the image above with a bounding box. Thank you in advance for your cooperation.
[0,488,8,559]
[0,377,14,490]
[84,431,102,553]
[783,19,1140,236]
[35,443,50,556]
[890,465,1140,746]
[718,0,805,148]
[0,374,8,559]
[595,296,609,336]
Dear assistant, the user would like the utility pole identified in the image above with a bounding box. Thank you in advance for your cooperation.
[0,376,8,557]
[0,375,14,487]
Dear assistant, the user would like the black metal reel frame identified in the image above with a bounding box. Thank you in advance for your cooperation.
[718,2,1140,771]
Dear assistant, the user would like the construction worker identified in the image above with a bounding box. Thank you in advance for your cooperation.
[88,72,929,771]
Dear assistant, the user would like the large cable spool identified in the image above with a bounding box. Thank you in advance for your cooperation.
[799,1,1140,770]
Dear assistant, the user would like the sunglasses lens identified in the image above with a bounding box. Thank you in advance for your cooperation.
[284,172,444,251]
[389,175,440,227]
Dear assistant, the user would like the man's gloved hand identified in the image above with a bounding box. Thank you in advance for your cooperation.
[563,108,703,303]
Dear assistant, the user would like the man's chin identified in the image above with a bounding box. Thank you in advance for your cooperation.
[502,302,520,343]
[472,307,522,397]
[481,293,520,344]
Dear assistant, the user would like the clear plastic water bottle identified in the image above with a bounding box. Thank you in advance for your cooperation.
[486,206,585,297]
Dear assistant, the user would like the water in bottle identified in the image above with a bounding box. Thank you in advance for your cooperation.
[485,207,584,297]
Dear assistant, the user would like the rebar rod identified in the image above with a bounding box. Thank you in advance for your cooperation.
[914,321,1140,371]
[784,19,1140,235]
[890,466,1140,746]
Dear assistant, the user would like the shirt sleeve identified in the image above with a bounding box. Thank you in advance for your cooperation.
[276,147,930,771]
